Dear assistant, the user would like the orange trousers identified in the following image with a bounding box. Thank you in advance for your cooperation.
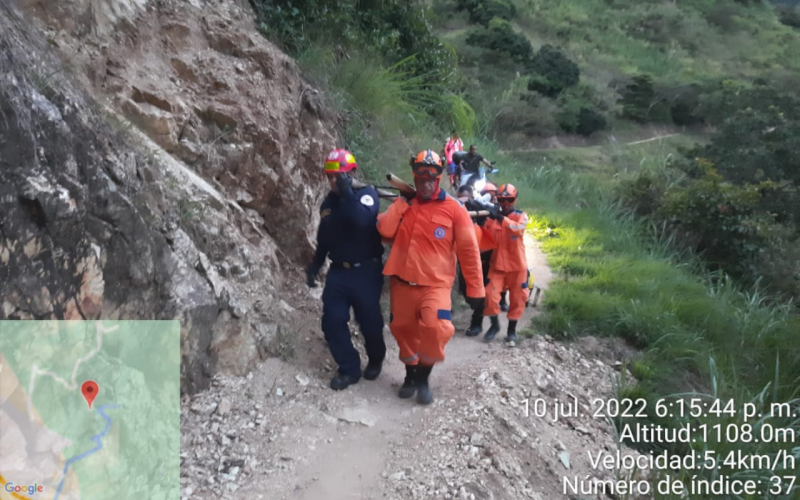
[389,277,455,365]
[484,269,529,320]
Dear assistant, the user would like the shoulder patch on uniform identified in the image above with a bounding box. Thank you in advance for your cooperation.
[360,194,375,206]
[321,208,331,218]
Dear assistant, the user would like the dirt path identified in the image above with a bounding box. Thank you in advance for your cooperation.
[624,133,679,146]
[499,130,683,154]
[180,235,640,500]
[283,234,553,499]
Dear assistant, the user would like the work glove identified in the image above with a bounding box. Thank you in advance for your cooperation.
[400,189,415,202]
[335,173,354,198]
[305,268,318,288]
[475,215,488,227]
[488,206,504,221]
[466,296,485,311]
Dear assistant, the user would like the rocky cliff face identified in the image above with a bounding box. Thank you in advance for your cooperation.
[1,0,337,394]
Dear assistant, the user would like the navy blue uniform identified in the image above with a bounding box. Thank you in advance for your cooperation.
[308,185,386,378]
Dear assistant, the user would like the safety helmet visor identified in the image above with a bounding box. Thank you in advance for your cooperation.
[497,196,516,205]
[412,163,443,178]
[324,160,342,172]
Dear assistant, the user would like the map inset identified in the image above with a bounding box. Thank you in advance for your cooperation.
[0,321,180,500]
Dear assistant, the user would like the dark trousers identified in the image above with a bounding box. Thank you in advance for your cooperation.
[321,264,386,378]
[457,251,493,321]
[458,251,493,296]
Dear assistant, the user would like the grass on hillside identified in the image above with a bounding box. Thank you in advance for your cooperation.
[432,0,800,150]
[525,0,800,79]
[488,145,800,498]
[509,133,704,185]
[296,44,481,189]
[297,47,438,180]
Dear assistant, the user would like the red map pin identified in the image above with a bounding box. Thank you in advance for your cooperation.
[81,380,99,409]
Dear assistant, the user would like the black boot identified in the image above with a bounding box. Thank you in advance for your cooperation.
[499,292,509,312]
[484,316,500,342]
[330,373,359,391]
[363,359,383,380]
[465,309,483,337]
[506,319,518,344]
[416,364,434,405]
[398,364,417,398]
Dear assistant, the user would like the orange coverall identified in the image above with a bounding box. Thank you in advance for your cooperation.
[483,209,529,320]
[476,222,495,253]
[378,191,484,365]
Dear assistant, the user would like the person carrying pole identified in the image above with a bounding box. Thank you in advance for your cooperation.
[482,183,529,344]
[377,149,485,404]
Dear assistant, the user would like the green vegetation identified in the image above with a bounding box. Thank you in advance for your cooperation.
[248,0,477,183]
[620,86,800,296]
[249,0,457,86]
[526,44,580,97]
[248,1,800,496]
[456,0,517,25]
[493,150,800,499]
[554,84,608,136]
[434,0,800,138]
[780,6,800,28]
[466,17,532,62]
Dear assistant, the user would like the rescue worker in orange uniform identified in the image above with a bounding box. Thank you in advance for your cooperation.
[482,184,529,344]
[458,187,502,337]
[378,150,485,404]
[480,182,509,312]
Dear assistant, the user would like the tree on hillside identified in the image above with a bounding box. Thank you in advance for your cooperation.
[249,0,456,85]
[554,84,607,136]
[698,84,800,127]
[466,18,533,62]
[619,74,673,123]
[526,45,579,97]
[686,100,800,230]
[621,86,800,292]
[456,0,517,25]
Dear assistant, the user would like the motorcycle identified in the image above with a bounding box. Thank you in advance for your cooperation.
[459,164,498,203]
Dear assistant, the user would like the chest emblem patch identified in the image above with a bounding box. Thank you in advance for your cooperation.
[434,227,446,239]
[360,194,375,206]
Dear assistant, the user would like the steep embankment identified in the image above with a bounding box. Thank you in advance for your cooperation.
[1,0,338,394]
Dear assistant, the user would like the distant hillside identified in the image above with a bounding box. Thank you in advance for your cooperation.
[433,0,800,146]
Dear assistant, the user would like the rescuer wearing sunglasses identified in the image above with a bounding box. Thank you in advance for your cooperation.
[482,184,530,344]
[479,182,509,314]
[305,149,386,391]
[377,150,485,404]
